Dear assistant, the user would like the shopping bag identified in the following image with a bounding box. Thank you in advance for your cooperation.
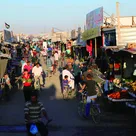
[30,124,38,135]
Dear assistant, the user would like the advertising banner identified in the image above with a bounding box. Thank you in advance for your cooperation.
[82,27,100,40]
[3,30,12,43]
[86,7,103,37]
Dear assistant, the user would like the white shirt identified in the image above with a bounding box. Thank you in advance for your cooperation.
[54,53,59,61]
[50,56,55,64]
[32,66,43,76]
[58,50,61,58]
[62,69,74,81]
[30,50,33,57]
[22,62,26,73]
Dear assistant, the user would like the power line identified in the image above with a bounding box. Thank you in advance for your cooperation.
[103,11,123,26]
[53,27,64,32]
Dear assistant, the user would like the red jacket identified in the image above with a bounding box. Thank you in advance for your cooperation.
[22,74,31,87]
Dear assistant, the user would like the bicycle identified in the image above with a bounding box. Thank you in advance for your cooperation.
[77,91,101,124]
[15,76,23,91]
[63,85,72,100]
[32,76,41,92]
[29,119,52,136]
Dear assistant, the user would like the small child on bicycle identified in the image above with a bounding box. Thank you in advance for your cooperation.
[79,74,98,116]
[62,75,70,99]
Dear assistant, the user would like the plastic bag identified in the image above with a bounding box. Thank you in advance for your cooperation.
[30,124,38,135]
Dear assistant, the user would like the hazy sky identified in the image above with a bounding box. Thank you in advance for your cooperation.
[0,0,135,34]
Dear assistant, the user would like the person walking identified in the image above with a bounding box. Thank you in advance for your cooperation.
[23,61,33,74]
[46,56,53,77]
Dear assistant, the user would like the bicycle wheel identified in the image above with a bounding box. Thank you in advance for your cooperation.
[78,102,85,118]
[90,105,101,124]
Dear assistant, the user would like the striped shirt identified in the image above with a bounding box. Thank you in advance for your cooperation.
[24,101,45,123]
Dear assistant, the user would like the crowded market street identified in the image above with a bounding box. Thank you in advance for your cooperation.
[0,56,135,136]
[0,1,136,136]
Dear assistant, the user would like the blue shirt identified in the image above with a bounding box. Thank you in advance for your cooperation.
[62,79,68,88]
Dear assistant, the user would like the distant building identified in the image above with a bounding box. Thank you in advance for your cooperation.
[51,31,70,43]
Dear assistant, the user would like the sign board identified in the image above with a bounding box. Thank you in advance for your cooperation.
[86,7,103,30]
[3,30,12,43]
[82,27,100,40]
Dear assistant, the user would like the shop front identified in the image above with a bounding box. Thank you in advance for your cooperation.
[100,45,136,113]
[102,28,117,46]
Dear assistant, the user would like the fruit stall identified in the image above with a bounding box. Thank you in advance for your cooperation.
[107,79,135,103]
[125,81,136,115]
[101,46,136,114]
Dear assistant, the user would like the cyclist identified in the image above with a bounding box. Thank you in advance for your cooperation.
[32,62,44,89]
[24,91,51,136]
[79,74,98,117]
[82,67,93,81]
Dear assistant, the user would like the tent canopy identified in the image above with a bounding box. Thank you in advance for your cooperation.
[0,59,8,78]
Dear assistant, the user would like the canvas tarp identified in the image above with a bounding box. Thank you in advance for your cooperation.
[92,68,105,84]
[0,59,8,78]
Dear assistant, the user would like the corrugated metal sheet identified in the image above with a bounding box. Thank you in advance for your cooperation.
[116,27,136,46]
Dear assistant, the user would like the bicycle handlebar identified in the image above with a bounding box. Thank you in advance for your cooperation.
[79,91,87,96]
[29,119,52,127]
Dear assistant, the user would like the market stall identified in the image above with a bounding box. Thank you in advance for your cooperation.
[125,81,136,115]
[102,47,136,114]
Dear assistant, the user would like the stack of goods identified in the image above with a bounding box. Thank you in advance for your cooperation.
[107,90,135,102]
[108,90,129,99]
[125,81,136,110]
[113,78,121,87]
[126,81,136,97]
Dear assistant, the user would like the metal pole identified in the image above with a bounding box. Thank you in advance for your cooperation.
[95,38,97,58]
[116,2,121,45]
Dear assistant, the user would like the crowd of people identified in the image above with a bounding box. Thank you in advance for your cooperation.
[1,41,102,135]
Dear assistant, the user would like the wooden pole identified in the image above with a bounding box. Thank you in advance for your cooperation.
[116,2,121,45]
[132,16,135,25]
[95,38,97,58]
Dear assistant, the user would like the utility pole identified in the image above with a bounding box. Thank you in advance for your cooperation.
[52,27,54,35]
[116,2,121,45]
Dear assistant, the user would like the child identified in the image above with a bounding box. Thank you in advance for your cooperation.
[22,69,32,102]
[1,73,12,101]
[3,74,11,89]
[62,75,70,99]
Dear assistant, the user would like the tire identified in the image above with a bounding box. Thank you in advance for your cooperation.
[78,102,85,118]
[90,105,101,124]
